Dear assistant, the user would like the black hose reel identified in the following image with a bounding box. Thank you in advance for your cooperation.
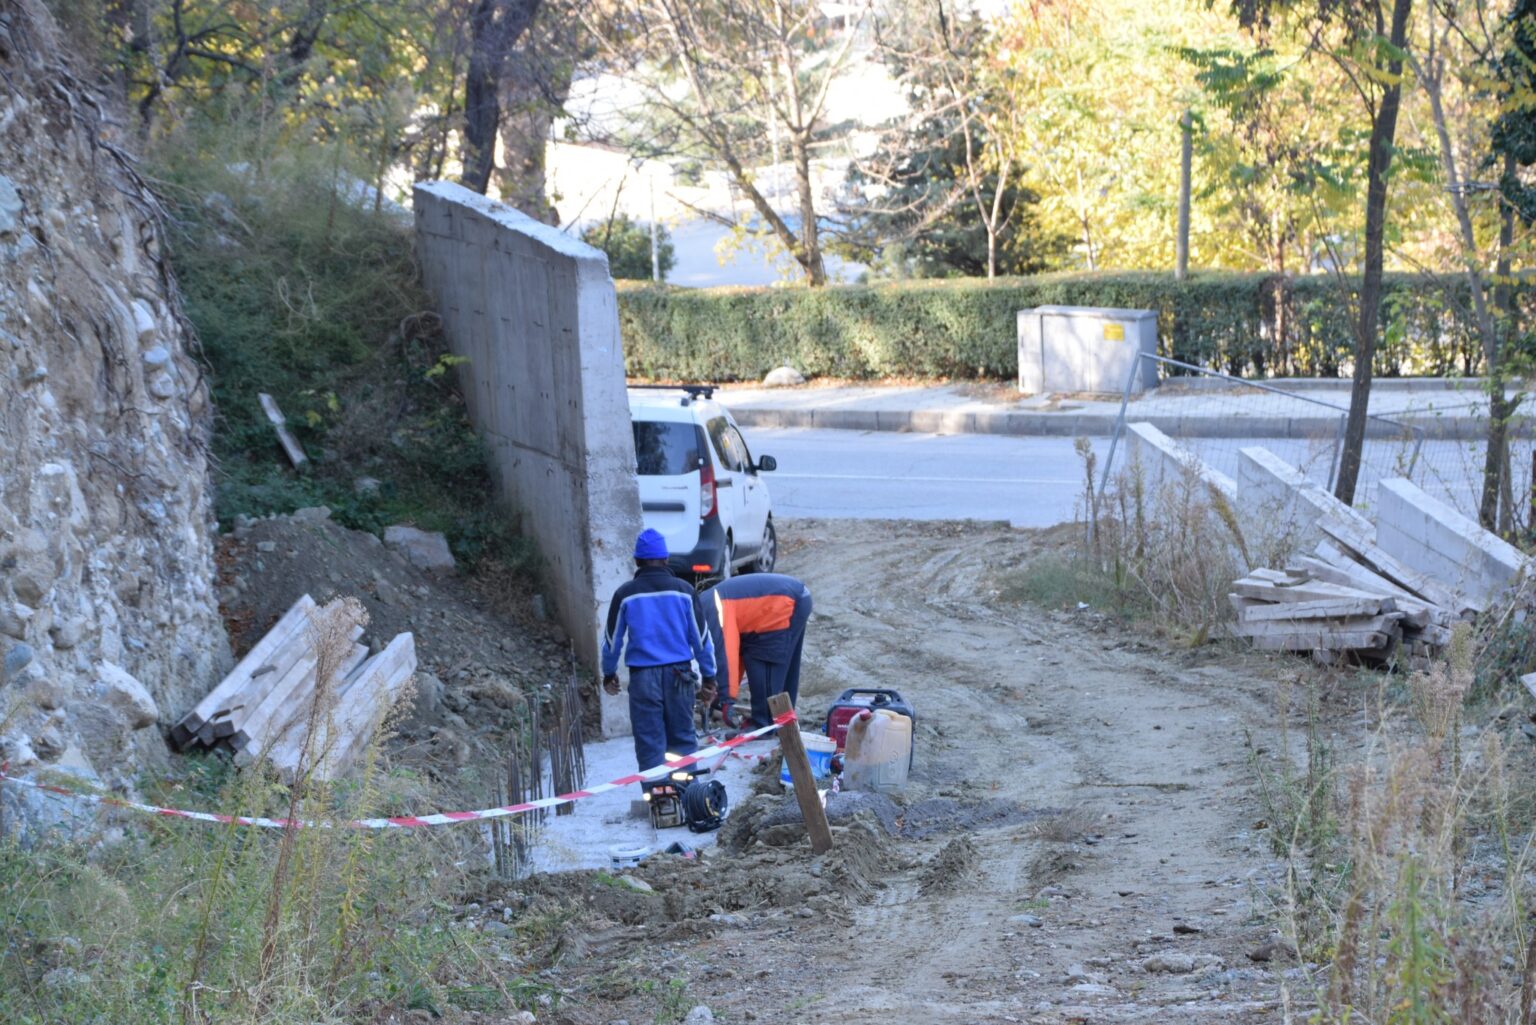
[682,777,729,833]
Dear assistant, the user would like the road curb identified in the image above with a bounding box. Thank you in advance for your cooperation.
[731,407,1521,442]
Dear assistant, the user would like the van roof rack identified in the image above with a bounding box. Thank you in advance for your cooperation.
[629,383,717,400]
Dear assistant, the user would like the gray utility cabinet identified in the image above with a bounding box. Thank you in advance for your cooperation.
[1017,305,1159,395]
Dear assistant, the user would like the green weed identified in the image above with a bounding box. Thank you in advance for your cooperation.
[147,123,537,581]
[0,600,515,1025]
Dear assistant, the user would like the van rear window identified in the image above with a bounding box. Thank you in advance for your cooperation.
[633,421,701,476]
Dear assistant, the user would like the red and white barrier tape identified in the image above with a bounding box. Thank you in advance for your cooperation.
[698,728,778,764]
[0,711,794,831]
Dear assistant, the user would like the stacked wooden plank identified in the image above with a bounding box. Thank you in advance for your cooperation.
[173,595,416,780]
[1230,515,1461,664]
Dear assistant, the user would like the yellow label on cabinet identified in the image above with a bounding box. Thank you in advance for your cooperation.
[1103,322,1126,342]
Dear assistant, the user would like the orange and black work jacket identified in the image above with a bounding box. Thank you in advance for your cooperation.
[703,574,812,703]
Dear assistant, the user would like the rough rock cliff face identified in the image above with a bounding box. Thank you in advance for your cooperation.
[0,1,230,817]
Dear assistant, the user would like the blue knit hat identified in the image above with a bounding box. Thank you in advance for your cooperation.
[634,528,669,560]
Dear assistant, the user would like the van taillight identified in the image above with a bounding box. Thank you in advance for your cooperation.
[699,461,717,519]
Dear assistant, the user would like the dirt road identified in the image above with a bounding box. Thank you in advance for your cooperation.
[537,519,1300,1025]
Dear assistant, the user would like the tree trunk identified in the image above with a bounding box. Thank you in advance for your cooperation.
[1485,152,1519,531]
[460,0,541,196]
[1413,35,1507,527]
[790,130,827,285]
[287,0,329,68]
[1176,110,1192,281]
[1333,0,1414,506]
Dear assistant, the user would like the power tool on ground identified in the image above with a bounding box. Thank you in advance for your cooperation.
[641,766,729,832]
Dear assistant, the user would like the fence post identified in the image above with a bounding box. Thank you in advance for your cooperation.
[1406,427,1425,478]
[770,694,832,855]
[1326,413,1347,493]
[1095,352,1147,509]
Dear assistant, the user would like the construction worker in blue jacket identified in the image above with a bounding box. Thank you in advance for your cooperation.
[602,529,718,772]
[700,573,813,731]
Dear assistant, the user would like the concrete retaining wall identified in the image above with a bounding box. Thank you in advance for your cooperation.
[1376,478,1526,610]
[1121,422,1236,499]
[414,182,641,733]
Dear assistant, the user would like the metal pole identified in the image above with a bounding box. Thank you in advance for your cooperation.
[1096,352,1148,507]
[1327,413,1346,492]
[1175,110,1192,282]
[649,175,660,283]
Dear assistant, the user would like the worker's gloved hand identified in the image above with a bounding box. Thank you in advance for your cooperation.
[602,673,620,696]
[697,677,717,706]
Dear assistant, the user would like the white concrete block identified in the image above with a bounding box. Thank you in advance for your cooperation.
[1376,477,1526,609]
[1122,422,1235,500]
[1235,446,1370,552]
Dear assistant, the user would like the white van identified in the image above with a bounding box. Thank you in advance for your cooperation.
[628,385,777,585]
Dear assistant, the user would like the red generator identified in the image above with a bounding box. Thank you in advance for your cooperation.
[825,688,915,754]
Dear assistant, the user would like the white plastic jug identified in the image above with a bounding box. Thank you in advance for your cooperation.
[842,709,912,795]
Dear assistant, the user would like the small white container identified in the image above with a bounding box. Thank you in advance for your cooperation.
[608,843,650,870]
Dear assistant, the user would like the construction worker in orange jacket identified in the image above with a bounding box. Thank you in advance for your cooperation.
[700,573,812,730]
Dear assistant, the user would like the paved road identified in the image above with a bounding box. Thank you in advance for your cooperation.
[746,428,1111,528]
[745,427,1506,528]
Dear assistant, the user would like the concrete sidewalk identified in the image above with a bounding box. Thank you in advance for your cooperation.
[717,380,1528,441]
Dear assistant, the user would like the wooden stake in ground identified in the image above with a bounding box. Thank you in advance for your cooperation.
[769,693,832,855]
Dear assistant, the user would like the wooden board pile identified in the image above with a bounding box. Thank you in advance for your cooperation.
[1230,517,1461,665]
[171,595,417,780]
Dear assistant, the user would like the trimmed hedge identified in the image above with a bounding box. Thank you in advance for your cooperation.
[617,272,1524,382]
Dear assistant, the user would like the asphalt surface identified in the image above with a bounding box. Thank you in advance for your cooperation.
[745,427,1510,528]
[747,427,1111,528]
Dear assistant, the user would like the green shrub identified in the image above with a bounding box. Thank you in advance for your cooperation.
[581,214,675,281]
[617,272,1523,382]
[151,134,535,578]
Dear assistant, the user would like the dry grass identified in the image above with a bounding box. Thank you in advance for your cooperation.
[1028,806,1101,843]
[1091,451,1254,641]
[1255,626,1536,1024]
[0,596,530,1025]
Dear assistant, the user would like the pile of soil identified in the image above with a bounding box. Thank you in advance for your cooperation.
[214,507,575,780]
[484,808,901,940]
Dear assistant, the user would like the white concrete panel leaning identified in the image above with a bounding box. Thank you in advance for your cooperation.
[1123,422,1236,500]
[413,183,643,736]
[1221,444,1519,665]
[1018,306,1158,395]
[1235,446,1372,553]
[1375,478,1527,613]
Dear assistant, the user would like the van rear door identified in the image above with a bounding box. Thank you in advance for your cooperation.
[633,419,705,558]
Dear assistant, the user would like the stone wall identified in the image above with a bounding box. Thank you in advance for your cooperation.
[413,182,641,734]
[0,2,230,831]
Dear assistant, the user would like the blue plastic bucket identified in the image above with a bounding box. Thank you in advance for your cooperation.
[780,732,837,784]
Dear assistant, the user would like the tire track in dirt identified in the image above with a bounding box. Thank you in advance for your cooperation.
[772,519,1291,1024]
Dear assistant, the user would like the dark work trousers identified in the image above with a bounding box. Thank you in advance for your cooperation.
[741,591,813,729]
[628,663,698,772]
